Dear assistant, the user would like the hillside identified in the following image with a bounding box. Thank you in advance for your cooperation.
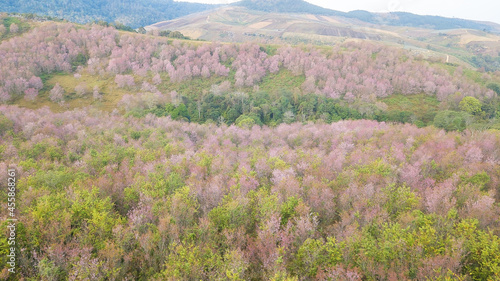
[147,6,500,71]
[345,10,500,32]
[1,16,500,281]
[234,0,342,15]
[1,17,499,130]
[148,7,384,43]
[0,0,216,28]
[2,103,500,280]
[233,0,499,32]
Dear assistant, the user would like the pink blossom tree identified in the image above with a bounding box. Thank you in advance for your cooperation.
[152,74,162,85]
[24,88,38,101]
[115,75,135,88]
[28,76,43,90]
[75,83,89,97]
[9,23,19,34]
[93,86,102,100]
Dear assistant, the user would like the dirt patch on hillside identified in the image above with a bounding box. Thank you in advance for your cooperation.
[249,21,273,29]
[460,33,499,44]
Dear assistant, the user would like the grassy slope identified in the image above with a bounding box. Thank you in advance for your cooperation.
[259,70,305,97]
[16,73,134,112]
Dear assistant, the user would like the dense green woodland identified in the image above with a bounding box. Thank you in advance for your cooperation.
[0,18,500,280]
[471,54,500,72]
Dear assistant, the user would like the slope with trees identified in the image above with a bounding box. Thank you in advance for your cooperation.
[1,105,500,279]
[0,21,499,130]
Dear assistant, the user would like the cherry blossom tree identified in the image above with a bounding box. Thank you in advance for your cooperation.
[28,76,43,90]
[115,75,135,88]
[75,83,89,97]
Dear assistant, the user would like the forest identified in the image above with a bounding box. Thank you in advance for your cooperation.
[0,0,214,28]
[0,15,500,280]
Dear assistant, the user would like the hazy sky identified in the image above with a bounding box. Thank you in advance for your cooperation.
[177,0,500,24]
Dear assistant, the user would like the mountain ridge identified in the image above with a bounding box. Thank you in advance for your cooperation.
[147,5,500,71]
[2,0,498,32]
[233,0,343,15]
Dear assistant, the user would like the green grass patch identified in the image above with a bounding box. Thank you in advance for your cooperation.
[381,94,440,123]
[259,69,305,97]
[158,73,235,99]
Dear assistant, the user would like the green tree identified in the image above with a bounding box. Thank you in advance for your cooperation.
[459,96,482,115]
[433,110,470,131]
[487,82,500,95]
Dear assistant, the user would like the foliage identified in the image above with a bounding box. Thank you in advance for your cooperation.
[471,54,500,72]
[433,110,471,132]
[1,16,500,281]
[0,112,13,135]
[0,105,499,279]
[487,82,500,95]
[158,30,189,39]
[236,0,341,15]
[0,21,498,132]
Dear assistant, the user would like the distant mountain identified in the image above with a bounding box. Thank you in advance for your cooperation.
[233,0,498,33]
[148,5,500,71]
[347,11,497,32]
[0,0,217,28]
[234,0,342,15]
